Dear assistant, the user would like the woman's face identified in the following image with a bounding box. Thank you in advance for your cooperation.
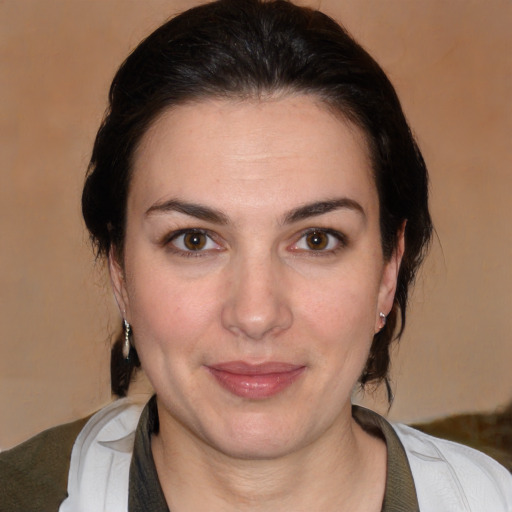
[112,95,402,459]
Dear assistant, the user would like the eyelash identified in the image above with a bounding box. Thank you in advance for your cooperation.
[289,228,348,255]
[162,227,348,257]
[163,229,223,258]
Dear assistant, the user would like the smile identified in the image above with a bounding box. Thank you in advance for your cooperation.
[206,361,306,399]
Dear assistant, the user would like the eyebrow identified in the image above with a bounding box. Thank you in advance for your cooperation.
[146,199,230,224]
[282,198,366,224]
[145,197,365,225]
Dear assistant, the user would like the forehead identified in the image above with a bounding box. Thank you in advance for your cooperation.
[130,95,377,216]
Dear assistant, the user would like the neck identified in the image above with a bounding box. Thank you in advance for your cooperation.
[151,403,387,512]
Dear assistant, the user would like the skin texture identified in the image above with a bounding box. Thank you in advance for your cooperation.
[110,95,404,511]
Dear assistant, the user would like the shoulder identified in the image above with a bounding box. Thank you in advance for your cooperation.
[0,416,89,512]
[393,423,512,511]
[58,397,146,512]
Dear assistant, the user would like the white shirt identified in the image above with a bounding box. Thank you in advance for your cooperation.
[59,398,512,512]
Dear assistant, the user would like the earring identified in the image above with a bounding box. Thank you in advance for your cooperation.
[379,312,387,329]
[123,319,131,360]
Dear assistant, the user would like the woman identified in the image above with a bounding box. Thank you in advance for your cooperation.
[1,0,511,510]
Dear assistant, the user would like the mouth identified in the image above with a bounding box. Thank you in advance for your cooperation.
[205,361,306,399]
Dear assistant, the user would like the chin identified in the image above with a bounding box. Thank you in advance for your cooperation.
[212,436,297,461]
[204,413,307,460]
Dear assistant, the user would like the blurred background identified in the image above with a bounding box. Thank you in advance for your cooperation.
[1,0,511,451]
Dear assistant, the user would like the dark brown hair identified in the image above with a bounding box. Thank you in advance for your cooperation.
[82,0,433,397]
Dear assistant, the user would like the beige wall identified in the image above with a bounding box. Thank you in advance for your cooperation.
[1,0,511,449]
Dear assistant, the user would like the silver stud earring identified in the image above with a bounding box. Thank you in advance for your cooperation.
[379,312,387,329]
[123,319,131,360]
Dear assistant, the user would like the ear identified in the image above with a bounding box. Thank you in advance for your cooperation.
[375,223,406,332]
[108,246,130,320]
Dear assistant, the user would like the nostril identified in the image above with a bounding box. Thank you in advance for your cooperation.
[221,295,293,341]
[220,258,293,340]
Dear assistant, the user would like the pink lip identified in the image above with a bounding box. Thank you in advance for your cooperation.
[206,361,306,399]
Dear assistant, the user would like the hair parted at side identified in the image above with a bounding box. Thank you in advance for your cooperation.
[82,0,433,398]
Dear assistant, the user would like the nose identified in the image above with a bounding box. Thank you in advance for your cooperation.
[221,255,293,341]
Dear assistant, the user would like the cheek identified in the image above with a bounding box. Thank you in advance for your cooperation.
[125,262,221,354]
[294,264,381,353]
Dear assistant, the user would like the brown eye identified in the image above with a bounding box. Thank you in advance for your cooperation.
[167,229,223,255]
[183,232,207,250]
[290,229,345,254]
[305,231,329,250]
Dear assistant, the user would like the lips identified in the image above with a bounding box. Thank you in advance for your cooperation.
[206,361,306,399]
